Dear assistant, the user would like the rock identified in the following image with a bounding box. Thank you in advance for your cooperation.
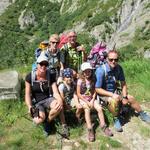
[144,50,150,59]
[18,9,36,30]
[0,71,21,100]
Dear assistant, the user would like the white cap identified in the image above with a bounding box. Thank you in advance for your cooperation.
[81,62,92,71]
[37,52,48,63]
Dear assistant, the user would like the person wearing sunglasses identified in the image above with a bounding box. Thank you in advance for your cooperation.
[25,53,67,136]
[45,34,64,84]
[95,50,150,132]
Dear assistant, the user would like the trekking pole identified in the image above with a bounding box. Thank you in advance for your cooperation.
[78,51,82,72]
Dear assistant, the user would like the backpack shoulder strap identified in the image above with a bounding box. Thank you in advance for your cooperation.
[102,64,107,77]
[31,70,36,86]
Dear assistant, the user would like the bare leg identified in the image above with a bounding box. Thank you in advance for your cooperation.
[94,101,105,127]
[127,95,142,112]
[48,100,62,122]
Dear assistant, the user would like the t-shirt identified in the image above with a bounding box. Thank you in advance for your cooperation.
[61,42,83,71]
[95,63,125,93]
[46,49,64,69]
[25,71,56,103]
[77,78,95,101]
[58,82,75,105]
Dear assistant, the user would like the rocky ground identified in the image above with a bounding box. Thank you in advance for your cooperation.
[59,103,150,150]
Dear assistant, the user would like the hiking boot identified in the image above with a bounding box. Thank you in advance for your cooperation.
[43,121,51,137]
[61,124,70,138]
[114,118,123,132]
[139,111,150,123]
[87,128,95,142]
[101,125,113,136]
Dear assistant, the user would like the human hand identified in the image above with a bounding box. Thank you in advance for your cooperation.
[54,102,63,111]
[77,45,85,52]
[89,101,94,109]
[122,98,128,105]
[112,93,121,100]
[76,103,82,109]
[57,76,63,85]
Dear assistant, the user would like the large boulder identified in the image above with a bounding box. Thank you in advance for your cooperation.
[0,71,21,100]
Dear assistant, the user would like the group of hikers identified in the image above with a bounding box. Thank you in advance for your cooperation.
[25,31,150,142]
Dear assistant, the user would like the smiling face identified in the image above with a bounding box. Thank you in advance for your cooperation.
[49,34,59,52]
[68,31,77,46]
[83,69,92,79]
[37,61,48,74]
[107,50,119,69]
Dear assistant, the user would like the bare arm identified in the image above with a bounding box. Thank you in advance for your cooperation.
[25,81,32,110]
[52,82,63,105]
[95,88,113,97]
[121,81,128,97]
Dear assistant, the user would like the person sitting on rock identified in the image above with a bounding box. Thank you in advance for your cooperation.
[77,62,113,142]
[95,50,150,132]
[58,68,83,123]
[25,53,68,136]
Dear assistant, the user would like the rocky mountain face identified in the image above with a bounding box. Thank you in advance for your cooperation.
[0,0,149,62]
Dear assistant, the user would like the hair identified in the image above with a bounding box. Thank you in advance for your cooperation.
[78,69,94,85]
[49,34,60,42]
[107,49,119,57]
[68,31,77,37]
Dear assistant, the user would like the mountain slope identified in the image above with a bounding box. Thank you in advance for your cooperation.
[0,0,149,69]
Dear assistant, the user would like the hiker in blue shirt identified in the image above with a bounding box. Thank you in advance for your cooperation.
[95,50,150,132]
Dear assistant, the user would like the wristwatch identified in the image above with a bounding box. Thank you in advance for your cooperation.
[123,96,128,99]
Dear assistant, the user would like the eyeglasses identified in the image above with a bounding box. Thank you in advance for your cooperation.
[108,58,119,62]
[50,41,59,44]
[39,62,48,67]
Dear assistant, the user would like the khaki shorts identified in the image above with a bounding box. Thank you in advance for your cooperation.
[79,99,100,108]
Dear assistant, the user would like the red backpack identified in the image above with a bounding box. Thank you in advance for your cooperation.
[58,33,69,49]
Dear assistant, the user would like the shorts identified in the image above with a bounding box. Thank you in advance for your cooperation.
[96,95,112,107]
[79,99,100,108]
[35,97,55,112]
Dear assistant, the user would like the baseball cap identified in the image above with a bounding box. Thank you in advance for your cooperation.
[63,68,73,78]
[37,52,48,64]
[81,62,92,71]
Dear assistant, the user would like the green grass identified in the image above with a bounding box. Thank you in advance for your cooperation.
[140,126,150,138]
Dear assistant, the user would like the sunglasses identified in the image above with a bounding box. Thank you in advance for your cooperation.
[50,41,59,44]
[39,62,48,67]
[108,58,119,62]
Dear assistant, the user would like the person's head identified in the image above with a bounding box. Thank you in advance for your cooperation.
[107,50,119,69]
[81,62,93,79]
[49,34,60,51]
[37,52,49,74]
[67,31,77,47]
[62,68,73,85]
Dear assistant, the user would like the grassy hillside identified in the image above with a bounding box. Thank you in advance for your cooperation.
[0,0,124,69]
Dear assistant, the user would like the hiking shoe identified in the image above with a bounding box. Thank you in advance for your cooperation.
[139,111,150,123]
[61,124,70,138]
[43,121,51,137]
[101,125,113,136]
[87,128,95,142]
[114,118,123,132]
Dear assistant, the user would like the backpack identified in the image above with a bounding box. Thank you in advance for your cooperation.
[87,42,108,69]
[35,40,49,59]
[31,69,53,100]
[58,33,69,49]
